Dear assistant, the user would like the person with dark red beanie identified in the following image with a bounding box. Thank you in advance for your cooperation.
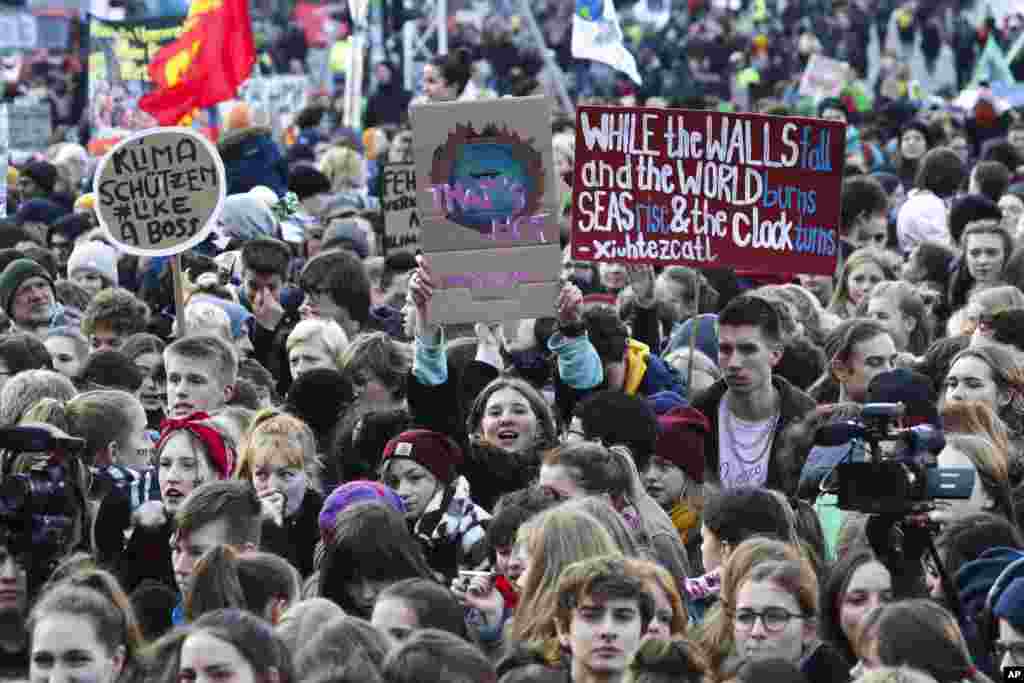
[380,429,491,579]
[641,406,710,572]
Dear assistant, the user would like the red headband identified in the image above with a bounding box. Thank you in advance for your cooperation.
[157,412,235,479]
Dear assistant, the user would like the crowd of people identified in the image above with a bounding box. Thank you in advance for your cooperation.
[12,0,1024,682]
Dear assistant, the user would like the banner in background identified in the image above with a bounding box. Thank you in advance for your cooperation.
[381,163,419,253]
[87,15,186,143]
[570,106,845,276]
[226,75,312,132]
[410,95,562,325]
[9,100,51,152]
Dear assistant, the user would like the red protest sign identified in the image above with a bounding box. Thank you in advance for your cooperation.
[570,106,845,276]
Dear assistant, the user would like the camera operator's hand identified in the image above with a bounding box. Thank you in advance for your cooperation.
[450,573,505,633]
[132,500,167,529]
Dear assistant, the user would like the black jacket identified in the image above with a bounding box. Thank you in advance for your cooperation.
[691,376,817,495]
[260,488,324,578]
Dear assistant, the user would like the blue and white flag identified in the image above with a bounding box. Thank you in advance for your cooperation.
[572,0,642,85]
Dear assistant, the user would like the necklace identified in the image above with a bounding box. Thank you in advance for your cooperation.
[724,394,780,465]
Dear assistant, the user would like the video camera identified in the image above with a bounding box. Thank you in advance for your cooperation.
[814,403,973,515]
[0,426,86,584]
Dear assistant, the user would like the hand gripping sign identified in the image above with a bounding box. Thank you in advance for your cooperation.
[94,127,227,257]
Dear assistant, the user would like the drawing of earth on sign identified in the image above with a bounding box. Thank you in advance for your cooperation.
[429,122,545,239]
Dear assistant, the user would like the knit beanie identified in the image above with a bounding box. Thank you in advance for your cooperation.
[318,480,406,543]
[321,218,369,259]
[381,429,464,485]
[67,240,118,284]
[21,160,57,194]
[655,407,710,484]
[0,258,53,316]
[288,163,332,201]
[220,194,277,242]
[647,390,688,416]
[15,199,66,227]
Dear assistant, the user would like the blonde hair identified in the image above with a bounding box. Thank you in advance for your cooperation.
[184,300,233,342]
[286,319,350,370]
[236,411,318,480]
[511,507,622,658]
[961,285,1024,335]
[319,146,365,193]
[828,248,894,317]
[697,537,803,673]
[625,558,687,636]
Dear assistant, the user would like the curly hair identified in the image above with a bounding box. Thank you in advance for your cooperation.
[81,287,149,337]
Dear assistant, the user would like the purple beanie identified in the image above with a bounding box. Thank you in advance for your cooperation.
[318,480,405,543]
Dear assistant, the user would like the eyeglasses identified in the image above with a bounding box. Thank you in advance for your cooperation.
[994,641,1024,664]
[734,607,806,632]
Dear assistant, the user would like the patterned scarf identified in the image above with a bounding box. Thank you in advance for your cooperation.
[412,475,492,564]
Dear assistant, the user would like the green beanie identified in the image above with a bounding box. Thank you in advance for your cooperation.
[0,258,53,317]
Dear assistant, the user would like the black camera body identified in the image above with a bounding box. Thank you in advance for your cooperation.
[815,403,973,515]
[0,427,85,583]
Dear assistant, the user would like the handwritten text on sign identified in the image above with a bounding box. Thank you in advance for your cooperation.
[94,128,226,256]
[381,163,421,252]
[570,107,845,276]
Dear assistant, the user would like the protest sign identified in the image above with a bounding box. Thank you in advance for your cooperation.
[87,15,186,142]
[381,163,420,253]
[233,75,312,132]
[8,100,51,152]
[410,95,562,324]
[94,127,226,257]
[570,106,845,276]
[798,55,850,99]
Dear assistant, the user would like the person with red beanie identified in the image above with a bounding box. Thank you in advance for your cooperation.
[642,406,710,572]
[380,429,491,579]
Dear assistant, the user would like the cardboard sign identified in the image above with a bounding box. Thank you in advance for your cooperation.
[570,106,845,276]
[381,163,420,253]
[798,55,850,100]
[87,16,186,141]
[8,100,51,152]
[410,95,562,324]
[94,127,226,256]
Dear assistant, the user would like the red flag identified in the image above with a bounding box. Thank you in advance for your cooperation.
[139,0,255,126]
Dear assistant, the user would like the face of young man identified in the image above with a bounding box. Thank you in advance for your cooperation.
[718,324,781,397]
[171,517,232,598]
[164,352,232,418]
[561,596,644,681]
